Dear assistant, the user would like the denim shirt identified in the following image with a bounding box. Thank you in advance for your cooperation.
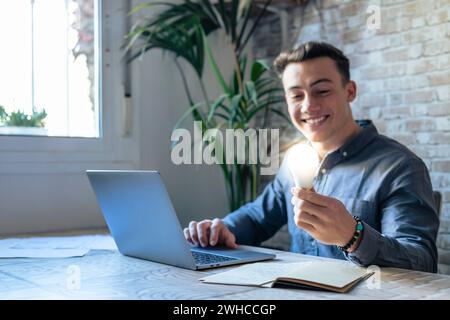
[223,121,439,273]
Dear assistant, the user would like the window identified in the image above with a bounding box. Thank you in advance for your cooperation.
[0,0,99,137]
[0,0,140,174]
[0,0,139,235]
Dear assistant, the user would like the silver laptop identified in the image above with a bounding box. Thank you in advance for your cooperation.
[86,170,275,270]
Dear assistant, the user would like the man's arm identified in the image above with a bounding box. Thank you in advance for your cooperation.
[345,157,439,273]
[222,160,289,246]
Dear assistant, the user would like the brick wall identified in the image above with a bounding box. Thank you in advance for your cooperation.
[254,0,450,273]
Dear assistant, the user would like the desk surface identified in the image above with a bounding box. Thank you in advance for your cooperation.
[0,234,449,300]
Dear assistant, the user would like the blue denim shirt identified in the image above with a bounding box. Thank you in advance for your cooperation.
[223,121,439,273]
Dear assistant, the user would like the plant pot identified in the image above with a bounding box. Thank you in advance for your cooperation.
[0,126,48,136]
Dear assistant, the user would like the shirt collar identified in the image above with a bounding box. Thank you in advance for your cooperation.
[318,120,379,171]
[337,120,378,159]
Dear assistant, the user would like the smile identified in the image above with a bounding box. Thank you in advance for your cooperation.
[301,115,330,125]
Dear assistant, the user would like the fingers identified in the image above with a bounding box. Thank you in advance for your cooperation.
[188,221,199,245]
[294,205,300,216]
[186,219,238,249]
[293,208,317,232]
[209,218,221,246]
[295,210,322,228]
[297,199,328,221]
[293,199,323,232]
[290,195,301,206]
[197,220,212,247]
[291,187,329,207]
[211,219,237,248]
[183,227,193,245]
[291,193,327,221]
[222,227,238,248]
[296,219,316,235]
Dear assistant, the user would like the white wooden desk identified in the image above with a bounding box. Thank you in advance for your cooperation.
[0,233,449,300]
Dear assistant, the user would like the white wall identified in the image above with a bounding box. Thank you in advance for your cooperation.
[0,173,104,234]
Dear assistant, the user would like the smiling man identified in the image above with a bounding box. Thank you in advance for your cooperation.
[184,41,439,273]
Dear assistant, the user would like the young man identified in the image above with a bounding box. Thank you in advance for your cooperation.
[183,41,439,273]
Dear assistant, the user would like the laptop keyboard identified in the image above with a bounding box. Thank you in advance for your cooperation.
[191,250,238,265]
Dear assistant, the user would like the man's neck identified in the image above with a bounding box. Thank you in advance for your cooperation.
[311,121,362,160]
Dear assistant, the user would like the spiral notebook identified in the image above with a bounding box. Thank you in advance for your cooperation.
[200,260,374,293]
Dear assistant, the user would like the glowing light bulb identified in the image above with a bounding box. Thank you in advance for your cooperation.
[287,143,320,189]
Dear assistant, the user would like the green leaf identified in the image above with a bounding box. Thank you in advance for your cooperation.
[246,96,287,121]
[202,28,231,95]
[271,108,291,123]
[216,0,230,34]
[127,2,173,16]
[229,0,239,42]
[255,77,276,91]
[228,94,242,128]
[250,59,271,82]
[255,87,285,98]
[126,2,218,77]
[0,105,7,123]
[172,102,205,132]
[235,1,252,52]
[229,56,247,103]
[239,0,272,54]
[245,81,258,108]
[212,111,229,121]
[4,109,47,127]
[207,94,228,124]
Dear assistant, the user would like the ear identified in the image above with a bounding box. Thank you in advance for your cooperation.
[346,80,357,102]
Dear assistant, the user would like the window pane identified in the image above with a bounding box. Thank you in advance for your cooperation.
[0,0,99,138]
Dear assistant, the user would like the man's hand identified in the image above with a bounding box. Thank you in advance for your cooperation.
[291,187,359,252]
[183,218,238,248]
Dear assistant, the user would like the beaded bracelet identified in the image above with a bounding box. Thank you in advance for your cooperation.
[337,216,364,252]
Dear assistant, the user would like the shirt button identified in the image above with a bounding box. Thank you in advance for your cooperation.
[321,168,327,174]
[343,151,348,157]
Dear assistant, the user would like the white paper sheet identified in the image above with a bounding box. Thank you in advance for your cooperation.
[0,248,90,258]
[0,234,117,259]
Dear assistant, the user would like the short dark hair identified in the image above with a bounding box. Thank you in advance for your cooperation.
[273,41,350,84]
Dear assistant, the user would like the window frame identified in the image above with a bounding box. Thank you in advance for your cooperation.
[0,0,140,174]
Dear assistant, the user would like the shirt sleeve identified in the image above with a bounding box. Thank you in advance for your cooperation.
[345,157,439,273]
[222,159,289,246]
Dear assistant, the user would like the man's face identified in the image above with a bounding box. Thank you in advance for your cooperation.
[282,57,357,144]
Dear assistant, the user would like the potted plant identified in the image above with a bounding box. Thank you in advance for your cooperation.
[0,105,48,136]
[126,0,289,210]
